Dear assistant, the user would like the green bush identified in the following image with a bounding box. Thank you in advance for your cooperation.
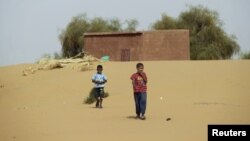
[59,14,138,58]
[84,88,109,104]
[240,52,250,59]
[152,5,240,60]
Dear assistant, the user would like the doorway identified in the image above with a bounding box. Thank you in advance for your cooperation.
[121,49,130,61]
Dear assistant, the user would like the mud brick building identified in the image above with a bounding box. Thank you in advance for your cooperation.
[84,30,190,61]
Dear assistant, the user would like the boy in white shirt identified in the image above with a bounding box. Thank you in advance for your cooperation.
[92,65,107,108]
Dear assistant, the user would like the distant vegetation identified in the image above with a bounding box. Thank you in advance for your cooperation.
[152,5,240,60]
[59,14,138,58]
[59,5,240,60]
[39,52,63,60]
[240,52,250,59]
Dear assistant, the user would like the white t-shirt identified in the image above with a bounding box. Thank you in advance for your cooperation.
[92,73,107,88]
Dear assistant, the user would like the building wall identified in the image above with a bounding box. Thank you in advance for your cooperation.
[84,34,142,61]
[84,30,190,61]
[140,30,190,60]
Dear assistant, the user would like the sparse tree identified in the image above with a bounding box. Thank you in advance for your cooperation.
[240,51,250,59]
[152,14,177,29]
[88,17,109,32]
[108,18,122,32]
[124,19,138,32]
[152,5,240,60]
[53,52,63,59]
[59,14,89,58]
[59,14,138,58]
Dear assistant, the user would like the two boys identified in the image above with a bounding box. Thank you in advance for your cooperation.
[91,63,148,120]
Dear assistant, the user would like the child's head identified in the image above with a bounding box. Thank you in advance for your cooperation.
[136,63,144,73]
[97,65,103,73]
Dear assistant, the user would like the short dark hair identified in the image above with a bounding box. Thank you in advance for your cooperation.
[136,63,144,68]
[97,65,103,69]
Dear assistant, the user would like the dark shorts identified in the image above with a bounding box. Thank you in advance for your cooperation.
[94,87,104,98]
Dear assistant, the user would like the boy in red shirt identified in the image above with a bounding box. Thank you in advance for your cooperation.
[130,63,147,120]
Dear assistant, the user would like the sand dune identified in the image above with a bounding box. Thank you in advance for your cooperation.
[0,61,250,141]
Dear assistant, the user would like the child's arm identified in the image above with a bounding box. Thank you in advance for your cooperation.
[98,80,107,85]
[99,75,107,84]
[92,75,97,84]
[139,72,147,83]
[92,80,106,84]
[131,76,136,88]
[132,79,136,87]
[92,76,101,84]
[92,75,107,84]
[102,80,107,84]
[92,80,98,84]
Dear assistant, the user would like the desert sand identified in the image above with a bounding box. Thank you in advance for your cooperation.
[0,60,250,141]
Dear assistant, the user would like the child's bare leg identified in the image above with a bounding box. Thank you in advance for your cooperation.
[95,98,99,108]
[99,97,103,108]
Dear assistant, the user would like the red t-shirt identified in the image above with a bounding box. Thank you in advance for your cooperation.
[130,72,147,93]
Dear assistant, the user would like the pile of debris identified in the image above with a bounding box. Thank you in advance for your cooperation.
[22,52,101,76]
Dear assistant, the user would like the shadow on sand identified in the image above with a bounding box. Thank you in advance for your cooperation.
[126,115,139,120]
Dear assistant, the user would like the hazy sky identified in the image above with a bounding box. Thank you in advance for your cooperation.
[0,0,250,66]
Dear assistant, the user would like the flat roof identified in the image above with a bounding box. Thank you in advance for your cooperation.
[84,30,189,37]
[84,31,143,37]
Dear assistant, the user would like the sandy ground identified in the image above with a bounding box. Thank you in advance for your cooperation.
[0,60,250,141]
